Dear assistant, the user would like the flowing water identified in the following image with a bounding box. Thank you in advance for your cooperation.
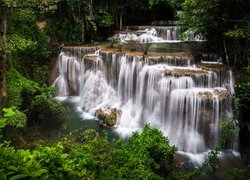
[52,28,243,177]
[53,46,234,153]
[114,26,206,43]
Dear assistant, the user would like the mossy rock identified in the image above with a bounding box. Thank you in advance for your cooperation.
[96,108,122,128]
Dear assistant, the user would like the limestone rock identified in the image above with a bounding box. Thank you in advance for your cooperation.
[96,108,122,128]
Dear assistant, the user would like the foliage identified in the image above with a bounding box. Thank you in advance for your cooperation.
[178,0,219,34]
[101,124,177,179]
[0,106,27,140]
[28,93,68,126]
[225,23,250,40]
[0,125,178,179]
[45,17,83,46]
[6,69,41,108]
[226,165,250,180]
[3,0,61,15]
[95,7,114,28]
[1,106,27,128]
[235,66,250,111]
[6,9,51,82]
[148,0,169,9]
[176,0,249,66]
[6,68,66,129]
[4,34,37,54]
[167,0,184,8]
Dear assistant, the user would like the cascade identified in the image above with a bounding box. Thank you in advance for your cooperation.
[115,26,183,43]
[114,25,206,43]
[54,45,234,153]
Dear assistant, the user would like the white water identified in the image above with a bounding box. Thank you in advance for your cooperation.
[114,26,206,43]
[54,48,234,154]
[115,27,182,43]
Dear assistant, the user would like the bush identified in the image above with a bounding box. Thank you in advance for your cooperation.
[28,93,68,126]
[6,69,41,108]
[0,125,178,179]
[1,107,27,128]
[101,124,177,179]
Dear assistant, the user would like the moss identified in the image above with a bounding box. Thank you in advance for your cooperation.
[96,108,122,127]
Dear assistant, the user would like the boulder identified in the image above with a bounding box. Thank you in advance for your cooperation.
[96,108,122,128]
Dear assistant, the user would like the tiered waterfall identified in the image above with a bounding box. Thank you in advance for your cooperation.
[53,45,234,154]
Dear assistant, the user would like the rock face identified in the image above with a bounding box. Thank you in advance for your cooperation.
[96,108,122,128]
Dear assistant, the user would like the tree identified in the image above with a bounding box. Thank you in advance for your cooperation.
[101,124,177,179]
[0,2,7,109]
[0,0,62,110]
[66,0,96,43]
[178,0,219,34]
[177,0,250,66]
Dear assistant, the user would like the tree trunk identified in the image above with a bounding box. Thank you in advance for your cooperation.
[119,13,123,31]
[0,5,7,109]
[80,20,85,44]
[88,0,93,16]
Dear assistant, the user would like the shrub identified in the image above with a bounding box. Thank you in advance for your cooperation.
[101,124,177,179]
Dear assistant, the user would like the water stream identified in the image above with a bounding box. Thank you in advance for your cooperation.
[52,26,243,177]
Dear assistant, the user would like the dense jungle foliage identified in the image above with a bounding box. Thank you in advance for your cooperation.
[0,0,250,179]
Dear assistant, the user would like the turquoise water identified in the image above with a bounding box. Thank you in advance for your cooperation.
[148,41,206,53]
[53,97,120,140]
[148,42,189,53]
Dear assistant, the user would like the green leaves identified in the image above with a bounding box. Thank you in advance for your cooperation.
[0,125,178,179]
[178,0,219,34]
[225,23,250,40]
[5,34,37,55]
[101,124,177,179]
[1,106,27,128]
[235,66,250,108]
[3,0,61,14]
[9,174,28,180]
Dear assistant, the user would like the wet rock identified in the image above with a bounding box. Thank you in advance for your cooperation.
[96,108,122,128]
[84,55,99,61]
[163,68,209,77]
[197,88,229,101]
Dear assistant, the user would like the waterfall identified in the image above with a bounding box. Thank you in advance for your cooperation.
[54,47,234,153]
[116,26,184,43]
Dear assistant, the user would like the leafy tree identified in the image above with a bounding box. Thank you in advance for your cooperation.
[66,0,96,43]
[0,0,61,110]
[6,9,51,81]
[176,0,250,66]
[167,0,184,8]
[178,0,219,35]
[101,124,177,179]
